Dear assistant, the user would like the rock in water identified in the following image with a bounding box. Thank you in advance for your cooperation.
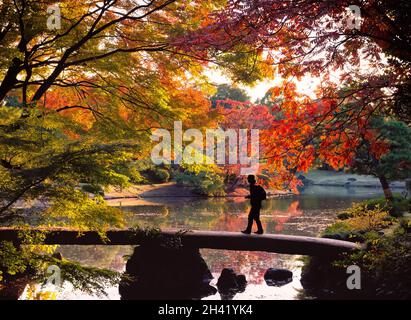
[264,268,293,287]
[216,268,247,299]
[217,268,238,291]
[236,274,247,292]
[119,244,216,300]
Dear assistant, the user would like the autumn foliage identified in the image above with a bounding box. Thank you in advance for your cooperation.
[0,0,410,215]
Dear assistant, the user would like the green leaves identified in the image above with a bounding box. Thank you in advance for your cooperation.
[0,241,28,277]
[174,161,225,196]
[0,103,138,228]
[350,117,411,181]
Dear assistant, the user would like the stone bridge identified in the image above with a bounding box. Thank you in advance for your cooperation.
[0,227,361,256]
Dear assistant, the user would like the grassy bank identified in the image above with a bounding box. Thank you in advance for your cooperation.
[301,195,411,299]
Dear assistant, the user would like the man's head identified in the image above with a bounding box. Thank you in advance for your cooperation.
[247,175,256,185]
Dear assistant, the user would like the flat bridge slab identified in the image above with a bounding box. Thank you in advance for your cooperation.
[0,228,361,256]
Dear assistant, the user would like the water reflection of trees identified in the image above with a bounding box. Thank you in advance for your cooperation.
[57,245,133,272]
[122,199,307,235]
[201,249,298,285]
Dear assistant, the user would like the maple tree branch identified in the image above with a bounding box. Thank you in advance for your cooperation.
[30,0,176,103]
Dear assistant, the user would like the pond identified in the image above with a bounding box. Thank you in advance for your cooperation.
[21,185,385,300]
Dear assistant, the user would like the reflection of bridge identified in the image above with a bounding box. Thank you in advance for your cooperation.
[0,228,361,256]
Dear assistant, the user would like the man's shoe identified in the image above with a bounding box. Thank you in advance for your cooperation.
[241,230,251,234]
[254,230,264,235]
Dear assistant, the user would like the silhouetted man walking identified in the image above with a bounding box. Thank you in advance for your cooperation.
[241,175,266,235]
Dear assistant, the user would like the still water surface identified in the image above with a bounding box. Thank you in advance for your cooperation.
[24,186,384,300]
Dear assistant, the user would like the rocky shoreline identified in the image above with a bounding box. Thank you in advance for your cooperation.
[299,170,407,189]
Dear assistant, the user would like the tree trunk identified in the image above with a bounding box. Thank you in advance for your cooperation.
[378,175,394,202]
[0,58,22,102]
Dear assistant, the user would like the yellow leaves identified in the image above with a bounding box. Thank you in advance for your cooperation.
[25,284,57,300]
[0,106,23,125]
[0,166,16,191]
[45,190,127,232]
[370,239,380,246]
[344,204,390,232]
